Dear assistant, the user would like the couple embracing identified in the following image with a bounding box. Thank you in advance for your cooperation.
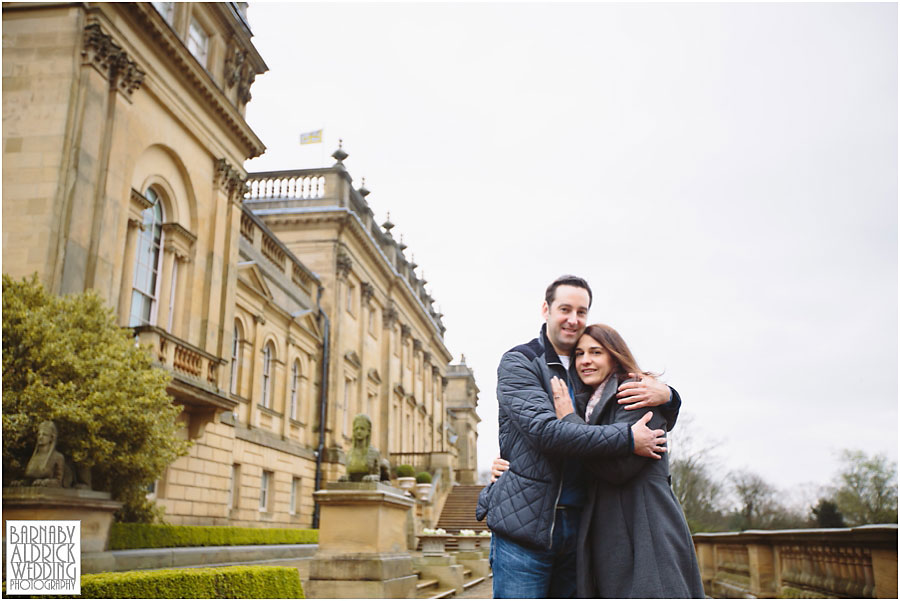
[476,275,704,598]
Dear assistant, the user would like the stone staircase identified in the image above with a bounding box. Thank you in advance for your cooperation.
[414,567,485,599]
[434,485,488,550]
[413,485,490,598]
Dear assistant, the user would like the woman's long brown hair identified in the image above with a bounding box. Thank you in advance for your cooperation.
[580,324,657,379]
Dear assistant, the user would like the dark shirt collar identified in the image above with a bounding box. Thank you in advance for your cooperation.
[540,323,565,365]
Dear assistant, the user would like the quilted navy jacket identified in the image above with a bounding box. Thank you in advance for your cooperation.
[475,325,633,551]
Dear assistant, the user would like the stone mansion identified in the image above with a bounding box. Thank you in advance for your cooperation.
[2,1,481,527]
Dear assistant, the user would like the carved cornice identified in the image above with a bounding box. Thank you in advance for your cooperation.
[336,251,353,280]
[343,350,361,369]
[162,222,197,262]
[382,303,398,329]
[82,22,145,98]
[215,158,247,203]
[360,281,375,304]
[122,3,266,158]
[224,42,246,89]
[237,61,256,104]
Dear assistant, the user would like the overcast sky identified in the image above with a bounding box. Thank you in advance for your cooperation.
[243,2,898,501]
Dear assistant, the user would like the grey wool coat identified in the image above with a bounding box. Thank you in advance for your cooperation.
[572,373,704,599]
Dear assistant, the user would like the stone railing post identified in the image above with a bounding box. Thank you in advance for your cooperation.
[747,539,776,598]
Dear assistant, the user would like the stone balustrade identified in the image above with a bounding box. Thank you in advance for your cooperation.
[239,207,316,294]
[693,525,897,598]
[133,325,223,390]
[245,169,326,201]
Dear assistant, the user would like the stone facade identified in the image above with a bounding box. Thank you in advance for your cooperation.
[246,160,457,486]
[444,358,480,485]
[2,2,477,528]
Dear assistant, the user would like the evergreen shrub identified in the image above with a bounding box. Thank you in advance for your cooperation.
[396,464,415,477]
[415,471,432,484]
[79,565,304,599]
[109,523,318,550]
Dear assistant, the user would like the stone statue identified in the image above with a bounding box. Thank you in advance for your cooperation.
[23,420,66,487]
[13,420,92,489]
[341,414,391,482]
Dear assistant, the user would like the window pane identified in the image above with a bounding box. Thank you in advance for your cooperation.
[188,20,209,67]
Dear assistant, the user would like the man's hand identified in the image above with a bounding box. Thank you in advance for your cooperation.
[491,455,510,482]
[617,373,670,410]
[550,376,574,419]
[631,412,666,459]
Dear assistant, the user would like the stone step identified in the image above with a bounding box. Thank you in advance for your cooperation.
[418,587,456,599]
[463,576,486,590]
[416,578,439,591]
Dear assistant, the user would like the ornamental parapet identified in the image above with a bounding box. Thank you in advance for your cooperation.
[131,325,235,439]
[692,525,898,599]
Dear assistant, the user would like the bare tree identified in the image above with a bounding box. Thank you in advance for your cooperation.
[832,449,898,525]
[668,416,728,532]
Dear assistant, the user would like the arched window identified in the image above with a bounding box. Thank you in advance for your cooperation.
[289,360,300,420]
[230,320,243,395]
[261,343,274,408]
[129,188,164,326]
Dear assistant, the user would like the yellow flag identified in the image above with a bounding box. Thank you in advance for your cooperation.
[299,129,323,145]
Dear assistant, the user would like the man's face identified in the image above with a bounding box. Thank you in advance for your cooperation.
[541,284,590,355]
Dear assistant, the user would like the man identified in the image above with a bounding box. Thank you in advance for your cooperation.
[476,275,680,598]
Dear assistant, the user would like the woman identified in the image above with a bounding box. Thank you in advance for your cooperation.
[550,323,703,598]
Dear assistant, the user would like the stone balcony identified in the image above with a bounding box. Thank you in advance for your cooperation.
[132,325,235,439]
[693,525,897,598]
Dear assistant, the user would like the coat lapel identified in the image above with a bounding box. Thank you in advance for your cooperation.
[589,373,621,425]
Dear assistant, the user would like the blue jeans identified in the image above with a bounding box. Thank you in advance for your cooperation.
[490,507,580,599]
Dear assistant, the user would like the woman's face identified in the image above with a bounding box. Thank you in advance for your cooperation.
[574,334,615,387]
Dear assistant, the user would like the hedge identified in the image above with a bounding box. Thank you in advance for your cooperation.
[109,523,318,550]
[79,565,304,599]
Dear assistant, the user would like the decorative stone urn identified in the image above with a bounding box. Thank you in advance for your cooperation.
[456,535,478,552]
[396,476,416,494]
[418,534,451,557]
[415,482,432,499]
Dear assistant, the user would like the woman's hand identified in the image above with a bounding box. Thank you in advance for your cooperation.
[551,376,574,419]
[491,455,509,482]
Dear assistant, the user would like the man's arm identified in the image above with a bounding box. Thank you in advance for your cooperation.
[498,352,666,458]
[617,374,681,431]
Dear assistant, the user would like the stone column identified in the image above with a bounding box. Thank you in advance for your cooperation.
[117,215,143,324]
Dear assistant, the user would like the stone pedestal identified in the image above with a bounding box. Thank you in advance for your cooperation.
[413,554,465,594]
[305,481,417,599]
[2,487,121,553]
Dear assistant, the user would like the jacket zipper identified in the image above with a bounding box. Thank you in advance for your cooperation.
[545,358,571,550]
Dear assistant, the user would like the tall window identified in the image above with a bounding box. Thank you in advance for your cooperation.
[259,470,272,511]
[261,343,274,408]
[342,378,352,437]
[290,477,301,515]
[346,284,355,315]
[187,19,209,67]
[289,360,300,420]
[230,321,242,395]
[129,188,164,327]
[228,464,240,510]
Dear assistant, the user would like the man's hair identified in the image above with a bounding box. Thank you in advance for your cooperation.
[545,275,592,308]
